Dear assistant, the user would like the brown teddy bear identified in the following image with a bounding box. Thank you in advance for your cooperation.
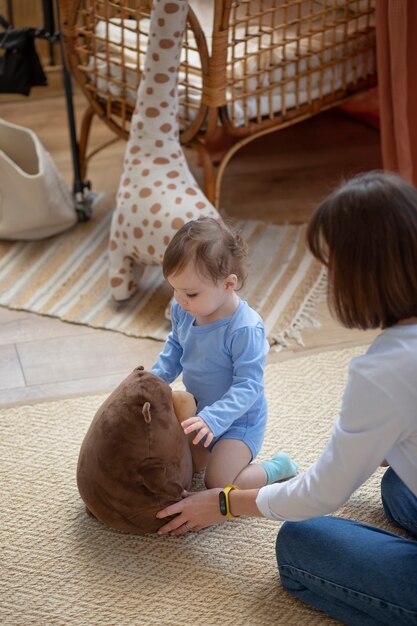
[77,366,195,534]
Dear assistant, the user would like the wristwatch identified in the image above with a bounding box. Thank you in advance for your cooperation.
[219,484,240,518]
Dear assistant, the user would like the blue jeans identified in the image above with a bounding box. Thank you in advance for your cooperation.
[276,469,417,625]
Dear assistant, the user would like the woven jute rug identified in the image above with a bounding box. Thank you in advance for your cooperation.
[2,346,399,626]
[0,193,325,347]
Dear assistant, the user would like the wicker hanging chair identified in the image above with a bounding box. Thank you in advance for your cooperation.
[60,0,377,206]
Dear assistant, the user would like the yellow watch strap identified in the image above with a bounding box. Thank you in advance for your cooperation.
[222,484,240,518]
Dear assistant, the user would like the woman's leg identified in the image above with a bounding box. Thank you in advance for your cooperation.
[276,516,417,626]
[381,467,417,537]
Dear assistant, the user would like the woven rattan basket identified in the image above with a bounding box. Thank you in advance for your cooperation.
[60,0,377,205]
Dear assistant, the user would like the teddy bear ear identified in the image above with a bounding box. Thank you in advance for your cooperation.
[142,401,151,423]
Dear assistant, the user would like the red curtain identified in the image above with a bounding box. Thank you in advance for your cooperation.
[376,1,417,187]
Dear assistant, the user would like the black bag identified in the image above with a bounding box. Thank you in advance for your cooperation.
[0,16,47,96]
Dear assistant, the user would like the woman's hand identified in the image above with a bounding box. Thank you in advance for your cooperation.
[181,416,214,447]
[156,488,223,535]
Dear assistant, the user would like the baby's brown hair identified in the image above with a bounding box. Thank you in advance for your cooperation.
[163,217,248,289]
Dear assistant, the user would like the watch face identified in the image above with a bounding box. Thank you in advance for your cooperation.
[219,491,228,515]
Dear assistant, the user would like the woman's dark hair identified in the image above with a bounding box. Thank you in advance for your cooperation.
[162,217,248,288]
[307,170,417,329]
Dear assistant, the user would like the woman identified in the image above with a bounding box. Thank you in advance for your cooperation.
[157,171,417,626]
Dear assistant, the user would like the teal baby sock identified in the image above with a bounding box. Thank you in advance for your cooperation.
[259,452,298,485]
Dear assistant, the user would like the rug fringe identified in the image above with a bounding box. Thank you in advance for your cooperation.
[269,267,327,351]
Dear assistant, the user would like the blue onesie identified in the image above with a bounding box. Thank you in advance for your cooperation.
[151,299,270,459]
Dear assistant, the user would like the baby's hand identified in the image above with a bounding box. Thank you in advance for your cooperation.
[181,416,214,447]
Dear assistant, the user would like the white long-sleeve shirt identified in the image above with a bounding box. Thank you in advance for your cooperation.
[256,323,417,521]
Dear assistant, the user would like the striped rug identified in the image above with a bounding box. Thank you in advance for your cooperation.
[0,193,325,347]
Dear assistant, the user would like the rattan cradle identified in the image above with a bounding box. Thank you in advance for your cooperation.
[60,0,377,206]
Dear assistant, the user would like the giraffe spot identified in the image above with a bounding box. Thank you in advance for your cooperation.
[132,159,141,165]
[146,87,154,95]
[154,220,162,228]
[186,187,197,195]
[167,183,176,190]
[196,202,206,209]
[169,89,175,98]
[115,230,120,238]
[146,107,160,118]
[154,181,163,187]
[139,188,152,198]
[175,197,182,204]
[171,217,185,229]
[186,212,194,218]
[155,140,164,148]
[131,203,138,212]
[160,39,174,49]
[142,169,150,176]
[122,178,130,187]
[123,192,131,199]
[134,227,143,239]
[128,281,136,291]
[158,18,165,26]
[160,101,169,108]
[123,231,128,240]
[167,170,179,178]
[153,157,170,165]
[160,123,172,133]
[118,214,124,224]
[173,31,181,37]
[168,66,176,72]
[143,219,149,226]
[136,121,144,130]
[171,153,178,159]
[110,240,118,250]
[163,235,170,245]
[165,3,179,13]
[152,53,160,62]
[130,145,140,154]
[155,73,169,83]
[119,268,126,274]
[111,277,124,287]
[150,203,162,214]
[148,245,156,256]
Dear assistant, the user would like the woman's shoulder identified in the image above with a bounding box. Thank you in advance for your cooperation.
[349,325,417,383]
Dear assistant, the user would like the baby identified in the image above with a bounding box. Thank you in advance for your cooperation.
[151,217,298,488]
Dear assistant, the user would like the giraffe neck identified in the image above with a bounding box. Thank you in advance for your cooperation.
[132,0,188,140]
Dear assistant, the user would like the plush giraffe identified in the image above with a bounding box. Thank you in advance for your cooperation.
[109,0,220,301]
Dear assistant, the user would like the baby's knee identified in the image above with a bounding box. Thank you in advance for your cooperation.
[204,465,229,489]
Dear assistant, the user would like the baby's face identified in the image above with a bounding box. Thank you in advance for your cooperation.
[167,262,238,325]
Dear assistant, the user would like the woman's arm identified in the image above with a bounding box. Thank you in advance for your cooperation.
[156,488,262,535]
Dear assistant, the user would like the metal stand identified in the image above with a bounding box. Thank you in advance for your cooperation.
[52,0,94,221]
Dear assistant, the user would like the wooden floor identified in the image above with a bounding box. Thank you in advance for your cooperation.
[0,91,382,405]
